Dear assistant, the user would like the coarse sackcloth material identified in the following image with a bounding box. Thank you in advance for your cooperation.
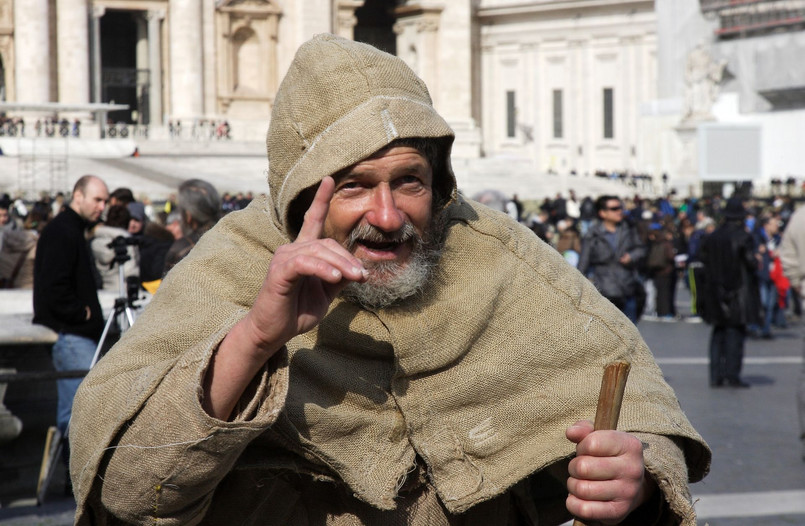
[68,33,710,525]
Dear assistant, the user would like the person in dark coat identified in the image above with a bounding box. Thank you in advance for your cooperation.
[646,226,677,319]
[33,175,109,465]
[699,197,760,388]
[578,195,646,322]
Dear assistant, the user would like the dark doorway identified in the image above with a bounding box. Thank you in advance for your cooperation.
[0,55,5,101]
[100,10,148,124]
[354,0,396,55]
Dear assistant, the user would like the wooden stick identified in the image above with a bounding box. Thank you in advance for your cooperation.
[572,361,632,526]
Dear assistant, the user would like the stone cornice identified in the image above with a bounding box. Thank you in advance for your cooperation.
[216,0,281,16]
[93,0,168,13]
[394,3,444,18]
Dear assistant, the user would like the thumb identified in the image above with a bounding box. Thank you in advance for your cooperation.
[566,419,595,444]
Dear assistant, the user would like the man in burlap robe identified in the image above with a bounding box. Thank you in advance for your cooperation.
[70,35,710,525]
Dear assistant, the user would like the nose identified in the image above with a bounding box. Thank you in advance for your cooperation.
[365,184,405,232]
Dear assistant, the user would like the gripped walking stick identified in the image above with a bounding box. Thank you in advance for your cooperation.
[572,361,631,526]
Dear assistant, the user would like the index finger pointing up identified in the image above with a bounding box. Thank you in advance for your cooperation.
[297,176,335,242]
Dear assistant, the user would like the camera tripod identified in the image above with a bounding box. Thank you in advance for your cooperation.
[37,238,141,504]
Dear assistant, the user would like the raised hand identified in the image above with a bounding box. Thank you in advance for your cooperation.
[203,177,367,419]
[565,420,655,524]
[242,176,367,350]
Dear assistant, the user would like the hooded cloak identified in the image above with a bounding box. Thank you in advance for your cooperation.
[70,34,709,526]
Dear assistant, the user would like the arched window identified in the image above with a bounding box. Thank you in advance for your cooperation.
[232,27,259,93]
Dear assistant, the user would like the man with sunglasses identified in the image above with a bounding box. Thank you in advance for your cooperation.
[579,195,646,322]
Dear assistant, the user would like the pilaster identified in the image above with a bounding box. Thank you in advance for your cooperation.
[147,9,165,125]
[334,0,363,40]
[14,0,50,104]
[56,0,90,110]
[169,0,204,119]
[89,6,104,104]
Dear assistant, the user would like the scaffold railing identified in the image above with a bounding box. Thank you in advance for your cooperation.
[700,0,805,37]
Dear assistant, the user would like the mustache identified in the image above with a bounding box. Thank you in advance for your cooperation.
[345,222,419,250]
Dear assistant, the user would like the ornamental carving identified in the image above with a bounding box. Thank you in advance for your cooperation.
[215,0,280,117]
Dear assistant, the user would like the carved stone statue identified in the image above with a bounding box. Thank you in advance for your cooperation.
[682,42,727,123]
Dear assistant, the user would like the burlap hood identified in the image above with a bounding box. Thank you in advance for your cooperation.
[266,33,456,235]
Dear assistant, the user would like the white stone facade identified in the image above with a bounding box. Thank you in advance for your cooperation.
[649,0,805,196]
[4,0,798,197]
[477,0,657,177]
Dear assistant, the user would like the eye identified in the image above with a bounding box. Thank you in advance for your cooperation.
[396,175,425,188]
[338,181,361,190]
[335,180,366,195]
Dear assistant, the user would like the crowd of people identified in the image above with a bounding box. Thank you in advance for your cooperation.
[0,184,259,295]
[0,116,84,138]
[507,190,800,333]
[0,114,234,141]
[5,176,800,473]
[167,118,232,140]
[2,185,802,335]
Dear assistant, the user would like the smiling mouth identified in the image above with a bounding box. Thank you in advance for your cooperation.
[358,239,402,252]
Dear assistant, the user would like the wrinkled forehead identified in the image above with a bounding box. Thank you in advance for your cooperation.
[286,143,439,238]
[331,144,431,180]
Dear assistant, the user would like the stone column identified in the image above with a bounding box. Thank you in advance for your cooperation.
[56,0,90,108]
[14,0,50,103]
[89,6,105,104]
[147,10,165,126]
[169,0,203,119]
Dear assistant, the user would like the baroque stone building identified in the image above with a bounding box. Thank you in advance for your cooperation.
[0,0,658,169]
[477,0,657,175]
[0,0,480,152]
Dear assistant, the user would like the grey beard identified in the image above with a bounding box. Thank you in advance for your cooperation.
[340,213,445,310]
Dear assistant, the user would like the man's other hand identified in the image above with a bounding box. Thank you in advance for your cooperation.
[565,420,656,524]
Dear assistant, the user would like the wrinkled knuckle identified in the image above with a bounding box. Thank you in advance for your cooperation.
[585,432,604,452]
[575,479,595,497]
[623,462,644,481]
[572,457,593,479]
[575,500,597,520]
[623,433,643,451]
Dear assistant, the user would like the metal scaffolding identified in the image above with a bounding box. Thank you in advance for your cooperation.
[17,137,68,199]
[700,0,805,38]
